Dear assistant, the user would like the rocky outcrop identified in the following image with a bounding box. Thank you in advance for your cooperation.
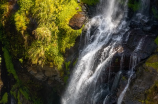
[11,61,61,104]
[69,12,86,30]
[119,54,158,104]
[0,57,3,99]
[27,65,64,87]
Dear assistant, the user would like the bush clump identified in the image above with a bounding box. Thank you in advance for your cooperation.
[0,0,83,70]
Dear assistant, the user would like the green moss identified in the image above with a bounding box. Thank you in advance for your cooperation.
[73,58,78,66]
[128,0,140,12]
[81,0,99,5]
[145,81,158,104]
[145,54,158,71]
[152,8,158,19]
[144,55,158,103]
[65,61,70,71]
[155,36,158,45]
[0,92,8,104]
[2,47,19,82]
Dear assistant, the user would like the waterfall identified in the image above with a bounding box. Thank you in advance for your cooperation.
[117,37,145,104]
[61,0,149,104]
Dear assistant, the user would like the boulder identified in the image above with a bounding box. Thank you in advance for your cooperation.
[77,0,80,3]
[34,72,45,81]
[0,79,3,91]
[44,66,58,77]
[69,13,86,30]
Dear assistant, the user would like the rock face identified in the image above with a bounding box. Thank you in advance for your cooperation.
[27,65,64,86]
[0,63,3,99]
[119,54,158,104]
[11,61,61,104]
[69,13,86,30]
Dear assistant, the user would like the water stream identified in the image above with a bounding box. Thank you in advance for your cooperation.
[61,0,150,104]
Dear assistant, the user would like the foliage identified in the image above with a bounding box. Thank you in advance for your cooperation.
[58,0,82,53]
[3,47,41,104]
[0,92,8,104]
[14,12,28,35]
[128,0,140,11]
[81,0,99,5]
[0,0,83,70]
[73,58,78,66]
[152,8,158,19]
[0,1,9,25]
[3,47,19,82]
[65,61,70,71]
[63,61,71,83]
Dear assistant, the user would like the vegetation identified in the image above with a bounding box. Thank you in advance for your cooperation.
[155,36,158,45]
[81,0,99,5]
[3,47,19,82]
[0,0,83,70]
[144,55,158,103]
[0,92,8,104]
[128,0,140,11]
[145,54,158,71]
[145,81,158,104]
[152,7,158,19]
[3,47,43,103]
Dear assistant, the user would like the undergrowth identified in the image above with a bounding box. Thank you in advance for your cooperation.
[0,0,83,70]
[81,0,99,5]
[3,47,42,104]
[128,0,140,11]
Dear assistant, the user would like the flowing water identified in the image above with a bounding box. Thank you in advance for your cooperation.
[61,0,150,104]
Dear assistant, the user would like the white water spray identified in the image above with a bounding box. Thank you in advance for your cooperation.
[61,0,128,104]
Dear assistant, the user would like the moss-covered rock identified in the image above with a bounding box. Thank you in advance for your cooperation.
[145,54,158,71]
[121,54,158,104]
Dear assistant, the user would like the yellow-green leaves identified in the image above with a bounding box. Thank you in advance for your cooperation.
[33,27,51,44]
[28,42,46,66]
[0,2,9,25]
[58,0,82,53]
[32,0,56,24]
[14,12,28,34]
[17,0,33,12]
[4,0,83,70]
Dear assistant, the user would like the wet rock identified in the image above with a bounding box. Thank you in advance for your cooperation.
[0,79,3,91]
[140,17,150,26]
[34,72,45,81]
[76,7,79,10]
[120,54,158,104]
[142,26,152,32]
[44,67,58,77]
[28,67,37,75]
[69,13,86,30]
[154,95,158,100]
[129,21,140,28]
[47,78,53,85]
[77,0,80,3]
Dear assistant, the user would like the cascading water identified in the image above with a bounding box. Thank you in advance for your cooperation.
[61,0,150,104]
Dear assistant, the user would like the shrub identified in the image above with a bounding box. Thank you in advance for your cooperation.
[81,0,99,5]
[1,0,83,70]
